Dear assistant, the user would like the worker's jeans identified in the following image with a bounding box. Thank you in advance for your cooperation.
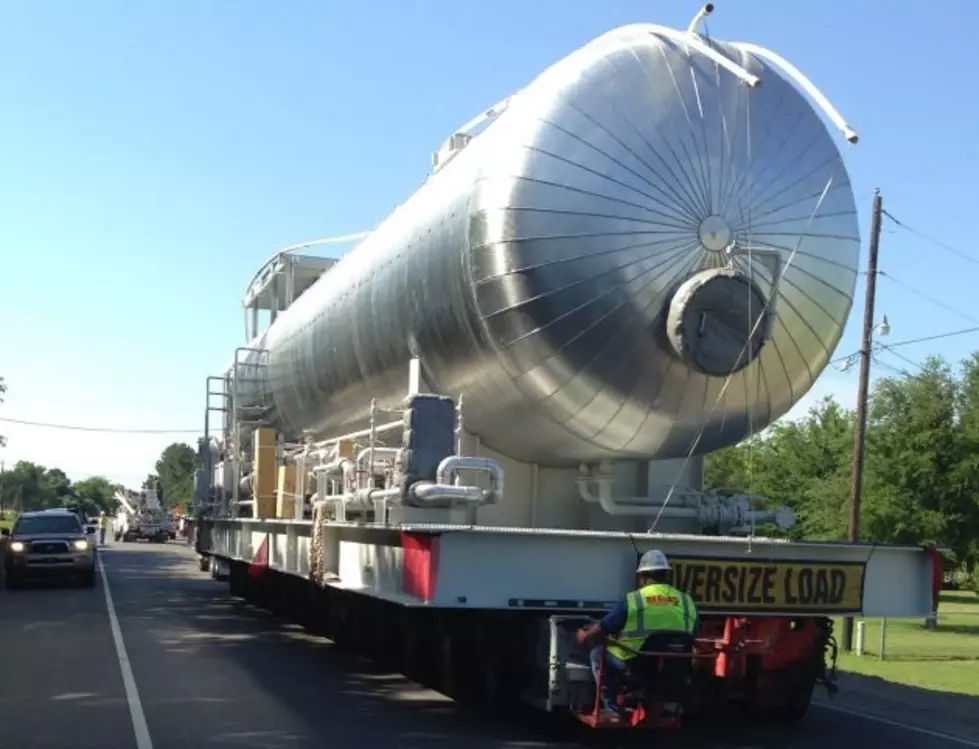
[589,646,628,712]
[99,529,106,545]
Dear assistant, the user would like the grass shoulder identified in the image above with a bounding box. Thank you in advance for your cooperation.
[834,591,979,696]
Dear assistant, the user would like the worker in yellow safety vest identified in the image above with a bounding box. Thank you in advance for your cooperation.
[98,511,108,546]
[575,550,698,720]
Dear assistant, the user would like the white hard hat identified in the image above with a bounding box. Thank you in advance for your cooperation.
[637,550,671,573]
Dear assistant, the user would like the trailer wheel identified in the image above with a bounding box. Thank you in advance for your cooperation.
[435,615,473,703]
[399,609,425,680]
[762,673,815,724]
[328,592,351,647]
[230,563,246,597]
[775,681,815,723]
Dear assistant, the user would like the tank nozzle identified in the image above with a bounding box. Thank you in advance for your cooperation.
[687,4,715,34]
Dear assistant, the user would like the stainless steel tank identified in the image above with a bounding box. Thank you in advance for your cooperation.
[241,24,860,466]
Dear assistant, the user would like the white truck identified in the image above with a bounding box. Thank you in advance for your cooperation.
[113,489,169,544]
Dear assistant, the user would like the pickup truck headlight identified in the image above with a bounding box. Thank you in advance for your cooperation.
[9,541,26,553]
[73,539,90,552]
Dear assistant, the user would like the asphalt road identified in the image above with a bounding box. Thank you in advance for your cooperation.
[1,542,976,749]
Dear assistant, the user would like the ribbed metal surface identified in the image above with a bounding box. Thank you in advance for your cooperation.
[244,26,859,466]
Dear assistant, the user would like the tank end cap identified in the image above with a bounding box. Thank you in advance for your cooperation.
[665,268,771,378]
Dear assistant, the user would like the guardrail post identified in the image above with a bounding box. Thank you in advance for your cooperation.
[878,619,887,661]
[854,621,866,656]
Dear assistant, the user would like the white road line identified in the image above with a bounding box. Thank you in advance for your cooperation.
[98,553,155,749]
[814,701,979,748]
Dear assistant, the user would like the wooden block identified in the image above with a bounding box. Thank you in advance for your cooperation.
[276,465,298,519]
[252,427,277,519]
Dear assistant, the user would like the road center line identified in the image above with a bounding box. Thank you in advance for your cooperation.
[99,553,155,749]
[814,701,979,748]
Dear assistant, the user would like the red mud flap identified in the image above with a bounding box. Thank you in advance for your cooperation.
[247,534,270,580]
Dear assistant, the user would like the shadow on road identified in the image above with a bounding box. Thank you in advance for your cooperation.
[97,544,978,749]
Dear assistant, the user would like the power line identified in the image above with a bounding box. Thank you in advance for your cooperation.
[881,325,979,351]
[0,417,200,435]
[878,271,979,326]
[883,209,979,266]
[874,344,923,372]
[830,324,979,375]
[870,354,910,378]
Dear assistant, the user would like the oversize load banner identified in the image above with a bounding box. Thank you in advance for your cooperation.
[667,556,866,614]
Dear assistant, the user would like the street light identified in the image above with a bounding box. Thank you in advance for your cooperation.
[874,316,890,338]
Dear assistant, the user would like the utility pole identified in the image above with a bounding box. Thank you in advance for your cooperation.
[841,188,883,652]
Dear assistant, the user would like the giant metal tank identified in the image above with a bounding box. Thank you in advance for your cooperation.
[242,24,859,466]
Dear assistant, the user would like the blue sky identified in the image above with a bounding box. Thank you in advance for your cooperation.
[1,0,976,487]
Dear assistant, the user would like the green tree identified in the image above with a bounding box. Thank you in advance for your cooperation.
[703,435,761,493]
[0,456,124,519]
[768,397,855,540]
[949,353,979,569]
[863,357,964,551]
[6,462,55,510]
[44,468,74,505]
[154,443,198,511]
[705,397,856,541]
[705,353,979,586]
[73,475,119,515]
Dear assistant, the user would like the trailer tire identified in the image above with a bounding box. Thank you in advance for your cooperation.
[230,563,246,597]
[328,591,352,648]
[775,681,815,723]
[399,609,425,680]
[761,673,815,724]
[435,615,475,704]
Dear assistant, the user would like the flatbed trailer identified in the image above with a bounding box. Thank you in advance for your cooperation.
[193,4,939,730]
[195,504,938,724]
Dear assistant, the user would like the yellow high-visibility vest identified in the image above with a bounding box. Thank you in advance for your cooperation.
[606,583,697,662]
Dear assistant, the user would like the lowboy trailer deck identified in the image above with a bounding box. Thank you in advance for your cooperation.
[195,432,938,725]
